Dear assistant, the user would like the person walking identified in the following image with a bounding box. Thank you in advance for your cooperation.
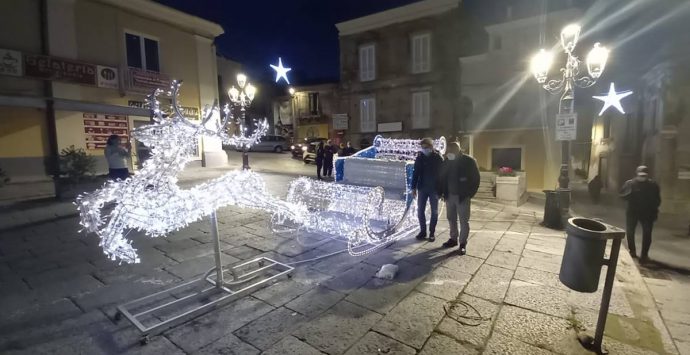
[105,134,131,181]
[438,142,480,255]
[411,138,443,242]
[619,165,661,262]
[315,141,325,180]
[343,141,356,156]
[323,140,334,178]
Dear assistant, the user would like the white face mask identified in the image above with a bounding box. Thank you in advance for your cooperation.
[446,153,456,160]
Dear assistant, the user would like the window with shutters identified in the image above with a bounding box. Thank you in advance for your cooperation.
[125,32,160,72]
[411,33,431,73]
[360,97,376,132]
[359,44,376,82]
[411,91,430,129]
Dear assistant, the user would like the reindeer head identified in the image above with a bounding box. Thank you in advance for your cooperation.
[131,80,268,155]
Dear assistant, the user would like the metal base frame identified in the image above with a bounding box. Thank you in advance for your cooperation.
[114,211,293,344]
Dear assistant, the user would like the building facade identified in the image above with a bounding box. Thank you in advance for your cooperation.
[273,83,340,144]
[0,0,224,201]
[335,0,482,148]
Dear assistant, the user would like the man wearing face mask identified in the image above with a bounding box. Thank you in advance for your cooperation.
[412,138,443,242]
[438,142,480,255]
[619,165,661,263]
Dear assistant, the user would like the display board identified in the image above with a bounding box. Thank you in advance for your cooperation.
[84,113,129,149]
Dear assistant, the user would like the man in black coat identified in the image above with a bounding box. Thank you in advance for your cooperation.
[437,142,480,255]
[620,165,661,262]
[412,138,443,242]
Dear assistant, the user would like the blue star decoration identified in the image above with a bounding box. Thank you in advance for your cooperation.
[270,57,291,84]
[592,83,633,116]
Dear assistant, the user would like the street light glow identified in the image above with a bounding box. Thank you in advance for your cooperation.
[288,87,295,95]
[228,86,239,101]
[245,83,257,101]
[560,23,581,53]
[236,73,247,89]
[530,49,553,84]
[586,43,609,79]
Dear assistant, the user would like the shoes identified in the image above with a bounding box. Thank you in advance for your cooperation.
[415,232,427,241]
[428,234,435,242]
[629,251,637,259]
[459,244,466,255]
[640,255,650,264]
[442,239,458,248]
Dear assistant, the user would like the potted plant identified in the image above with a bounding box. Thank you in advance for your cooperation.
[495,166,527,205]
[56,145,98,200]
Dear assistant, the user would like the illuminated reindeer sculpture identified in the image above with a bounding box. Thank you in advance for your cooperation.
[77,81,305,264]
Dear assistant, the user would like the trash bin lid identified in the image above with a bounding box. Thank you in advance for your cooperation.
[566,217,625,240]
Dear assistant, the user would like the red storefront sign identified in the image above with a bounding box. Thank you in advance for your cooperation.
[83,113,130,149]
[24,54,97,85]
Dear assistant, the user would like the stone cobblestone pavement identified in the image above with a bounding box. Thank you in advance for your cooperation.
[0,197,683,354]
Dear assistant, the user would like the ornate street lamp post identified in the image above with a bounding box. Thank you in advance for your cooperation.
[530,24,609,213]
[227,74,257,170]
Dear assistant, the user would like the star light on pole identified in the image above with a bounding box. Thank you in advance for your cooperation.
[592,83,633,116]
[270,57,291,84]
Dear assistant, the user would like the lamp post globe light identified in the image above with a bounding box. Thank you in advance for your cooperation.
[530,23,609,215]
[227,73,257,170]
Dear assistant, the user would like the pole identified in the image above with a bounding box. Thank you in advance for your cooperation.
[594,237,621,353]
[241,107,250,170]
[210,211,224,288]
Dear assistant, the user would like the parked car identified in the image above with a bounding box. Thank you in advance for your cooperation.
[303,139,334,164]
[228,135,290,153]
[291,137,327,159]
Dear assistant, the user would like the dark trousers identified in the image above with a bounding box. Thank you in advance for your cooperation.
[109,168,129,181]
[417,189,439,235]
[626,214,654,258]
[316,162,323,179]
[323,160,333,177]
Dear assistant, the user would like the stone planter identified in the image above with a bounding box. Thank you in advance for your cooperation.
[496,172,527,206]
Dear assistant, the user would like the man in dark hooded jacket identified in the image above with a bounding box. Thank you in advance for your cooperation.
[620,165,661,262]
[437,142,480,255]
[412,138,443,242]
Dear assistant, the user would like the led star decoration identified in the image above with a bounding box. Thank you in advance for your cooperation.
[593,82,633,116]
[269,57,291,84]
[76,81,304,264]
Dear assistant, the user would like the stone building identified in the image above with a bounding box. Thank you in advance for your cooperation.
[0,0,223,201]
[273,83,340,144]
[334,0,484,147]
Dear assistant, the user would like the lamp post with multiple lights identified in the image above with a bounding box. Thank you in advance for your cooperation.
[227,74,257,170]
[530,24,609,209]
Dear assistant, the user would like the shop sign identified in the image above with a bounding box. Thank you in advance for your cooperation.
[96,65,119,89]
[0,49,22,76]
[378,122,402,132]
[555,113,577,141]
[128,100,198,120]
[127,67,170,92]
[24,54,96,85]
[83,113,129,149]
[332,113,349,130]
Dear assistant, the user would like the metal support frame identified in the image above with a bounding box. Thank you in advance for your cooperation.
[114,211,293,344]
[577,238,622,354]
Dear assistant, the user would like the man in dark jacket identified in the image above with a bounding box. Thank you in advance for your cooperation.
[412,138,443,242]
[438,142,480,255]
[620,165,661,262]
[323,140,334,178]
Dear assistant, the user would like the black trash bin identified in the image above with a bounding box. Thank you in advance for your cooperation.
[559,218,625,293]
[541,190,562,229]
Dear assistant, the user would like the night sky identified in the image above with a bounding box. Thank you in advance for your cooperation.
[155,0,420,85]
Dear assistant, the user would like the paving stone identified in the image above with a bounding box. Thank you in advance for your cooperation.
[262,336,322,355]
[513,266,569,290]
[522,249,563,264]
[504,280,571,318]
[93,268,179,286]
[494,236,527,254]
[483,221,511,231]
[441,254,484,275]
[252,278,315,308]
[344,331,416,355]
[235,307,307,350]
[493,305,574,354]
[483,330,554,355]
[518,256,561,274]
[524,241,565,256]
[463,264,513,302]
[285,286,345,317]
[33,273,104,298]
[293,300,381,354]
[667,321,690,342]
[164,254,240,280]
[310,251,365,276]
[362,247,407,267]
[73,275,182,311]
[416,266,471,301]
[223,245,263,260]
[155,238,203,254]
[288,266,333,287]
[567,283,635,318]
[403,247,454,267]
[436,294,499,348]
[419,333,478,354]
[464,236,499,259]
[105,326,187,355]
[165,296,274,353]
[165,243,220,262]
[485,250,521,270]
[346,277,417,313]
[0,297,82,329]
[373,291,446,349]
[320,262,378,294]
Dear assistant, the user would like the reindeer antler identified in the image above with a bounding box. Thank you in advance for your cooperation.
[146,88,165,122]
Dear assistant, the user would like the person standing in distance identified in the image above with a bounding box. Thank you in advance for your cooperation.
[411,138,443,242]
[619,165,661,263]
[105,134,131,181]
[315,141,325,180]
[438,142,480,255]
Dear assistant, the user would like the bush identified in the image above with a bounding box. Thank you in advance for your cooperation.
[59,145,96,183]
[0,166,9,187]
[497,166,516,177]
